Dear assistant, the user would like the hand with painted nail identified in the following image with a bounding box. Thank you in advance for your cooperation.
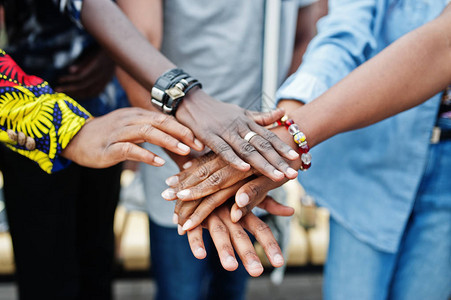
[173,182,294,233]
[185,203,286,277]
[62,107,203,168]
[160,149,298,202]
[176,94,299,177]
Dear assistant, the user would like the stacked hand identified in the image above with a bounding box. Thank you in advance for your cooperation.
[61,107,203,168]
[162,126,302,276]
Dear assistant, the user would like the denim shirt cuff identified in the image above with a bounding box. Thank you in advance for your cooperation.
[276,72,328,106]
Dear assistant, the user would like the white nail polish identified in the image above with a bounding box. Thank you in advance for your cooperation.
[274,254,284,265]
[182,219,193,231]
[165,176,179,186]
[182,161,193,170]
[154,156,166,165]
[226,256,236,265]
[161,188,176,200]
[273,169,284,177]
[241,162,250,169]
[195,248,206,258]
[177,224,185,235]
[177,189,191,199]
[233,209,243,222]
[286,167,298,177]
[288,150,299,159]
[194,139,203,149]
[236,193,249,207]
[177,143,190,152]
[172,213,178,225]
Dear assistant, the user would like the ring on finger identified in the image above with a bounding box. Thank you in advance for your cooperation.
[243,131,258,143]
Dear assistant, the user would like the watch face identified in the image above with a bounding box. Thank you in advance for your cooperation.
[166,86,185,99]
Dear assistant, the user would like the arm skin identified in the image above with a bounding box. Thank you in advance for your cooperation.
[115,0,163,111]
[79,0,299,181]
[166,4,451,227]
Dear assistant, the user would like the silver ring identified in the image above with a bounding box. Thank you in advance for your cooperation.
[243,131,258,142]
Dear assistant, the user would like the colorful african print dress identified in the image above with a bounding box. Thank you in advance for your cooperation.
[0,49,92,173]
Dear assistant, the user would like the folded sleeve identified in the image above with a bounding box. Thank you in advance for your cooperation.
[277,0,386,104]
[0,49,92,173]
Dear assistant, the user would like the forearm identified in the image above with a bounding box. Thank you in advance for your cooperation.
[81,0,172,92]
[115,0,163,109]
[280,6,451,148]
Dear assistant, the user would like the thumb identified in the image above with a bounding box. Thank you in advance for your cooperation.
[246,108,285,126]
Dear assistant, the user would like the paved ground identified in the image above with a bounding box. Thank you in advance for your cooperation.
[0,271,323,300]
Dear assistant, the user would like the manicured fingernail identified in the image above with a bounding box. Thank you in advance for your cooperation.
[195,247,206,258]
[288,150,299,159]
[225,255,237,268]
[182,161,193,170]
[249,260,263,273]
[161,188,176,200]
[194,139,203,149]
[177,224,185,235]
[274,254,284,265]
[232,209,243,222]
[154,156,166,165]
[172,213,178,225]
[177,189,191,199]
[236,193,249,207]
[273,169,284,178]
[241,162,250,169]
[165,175,179,186]
[182,219,193,231]
[286,167,298,178]
[177,142,190,153]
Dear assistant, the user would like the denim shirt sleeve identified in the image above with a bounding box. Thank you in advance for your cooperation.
[276,0,387,104]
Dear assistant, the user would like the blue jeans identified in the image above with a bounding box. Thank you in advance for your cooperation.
[148,218,250,300]
[324,141,451,300]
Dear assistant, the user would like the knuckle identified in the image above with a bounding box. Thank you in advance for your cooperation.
[206,172,222,187]
[163,134,174,145]
[255,222,271,235]
[221,244,233,253]
[155,114,171,127]
[243,249,257,259]
[262,130,278,141]
[232,229,248,241]
[262,241,279,253]
[139,124,154,137]
[195,165,210,179]
[257,140,273,151]
[180,127,193,139]
[248,183,262,198]
[211,223,228,234]
[190,236,202,245]
[276,159,288,169]
[120,143,134,159]
[215,143,232,155]
[239,142,257,157]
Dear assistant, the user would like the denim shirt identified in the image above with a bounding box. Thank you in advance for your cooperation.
[277,0,448,253]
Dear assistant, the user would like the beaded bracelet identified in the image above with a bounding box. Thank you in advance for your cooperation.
[277,115,312,171]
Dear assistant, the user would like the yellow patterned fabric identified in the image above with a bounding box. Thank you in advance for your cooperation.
[0,49,92,173]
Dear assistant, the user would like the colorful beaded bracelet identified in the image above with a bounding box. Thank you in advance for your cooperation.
[276,115,312,171]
